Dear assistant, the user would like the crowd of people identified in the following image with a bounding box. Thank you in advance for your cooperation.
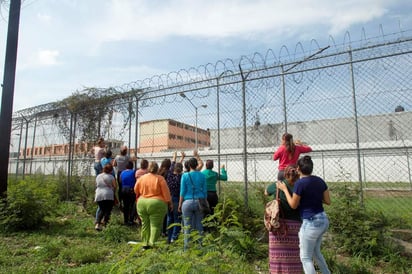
[92,133,332,274]
[91,138,228,251]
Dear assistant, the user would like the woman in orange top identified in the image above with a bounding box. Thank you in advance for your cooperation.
[134,161,172,249]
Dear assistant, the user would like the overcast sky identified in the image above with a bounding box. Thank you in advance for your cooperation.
[1,0,411,112]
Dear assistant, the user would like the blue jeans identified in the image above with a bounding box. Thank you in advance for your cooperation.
[299,211,331,274]
[94,162,102,176]
[181,199,203,250]
[167,196,181,242]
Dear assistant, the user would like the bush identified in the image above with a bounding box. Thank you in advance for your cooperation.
[328,184,390,258]
[0,178,59,231]
[56,168,84,202]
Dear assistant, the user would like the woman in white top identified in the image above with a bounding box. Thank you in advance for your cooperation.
[95,164,117,231]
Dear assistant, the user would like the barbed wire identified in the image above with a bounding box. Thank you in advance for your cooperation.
[12,27,412,123]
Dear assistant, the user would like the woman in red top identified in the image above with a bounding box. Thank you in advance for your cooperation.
[273,133,312,181]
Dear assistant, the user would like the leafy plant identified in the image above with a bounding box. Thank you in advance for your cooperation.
[0,178,59,231]
[328,184,390,257]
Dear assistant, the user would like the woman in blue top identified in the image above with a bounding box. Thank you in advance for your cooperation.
[178,157,207,250]
[277,155,331,274]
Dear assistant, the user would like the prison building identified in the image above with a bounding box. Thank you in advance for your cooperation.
[139,119,210,153]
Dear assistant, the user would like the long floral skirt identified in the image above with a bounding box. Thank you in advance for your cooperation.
[268,219,302,274]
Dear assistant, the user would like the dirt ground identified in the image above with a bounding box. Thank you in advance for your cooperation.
[364,188,412,197]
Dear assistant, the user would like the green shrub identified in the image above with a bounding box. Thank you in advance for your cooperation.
[0,178,59,231]
[328,184,390,258]
[56,168,84,202]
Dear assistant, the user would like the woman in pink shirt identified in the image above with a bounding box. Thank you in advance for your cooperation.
[273,133,312,181]
[135,159,149,180]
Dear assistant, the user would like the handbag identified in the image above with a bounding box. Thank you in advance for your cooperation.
[198,198,211,215]
[264,187,285,234]
[188,174,211,215]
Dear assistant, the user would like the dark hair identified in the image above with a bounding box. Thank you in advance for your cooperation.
[174,162,183,174]
[158,158,172,177]
[126,161,134,169]
[188,157,198,170]
[184,161,190,172]
[140,159,149,169]
[284,164,299,183]
[148,161,159,174]
[297,156,313,175]
[283,133,295,159]
[120,146,128,156]
[206,159,214,169]
[103,164,113,174]
[97,137,104,145]
[105,150,112,158]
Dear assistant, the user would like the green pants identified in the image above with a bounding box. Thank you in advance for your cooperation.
[137,197,167,247]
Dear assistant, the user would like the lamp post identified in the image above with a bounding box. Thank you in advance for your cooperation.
[180,93,207,149]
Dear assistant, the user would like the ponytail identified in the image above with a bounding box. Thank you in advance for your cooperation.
[283,133,295,159]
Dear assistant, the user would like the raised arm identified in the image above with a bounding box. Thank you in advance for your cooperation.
[179,151,186,164]
[172,151,177,163]
[219,164,228,181]
[194,150,204,171]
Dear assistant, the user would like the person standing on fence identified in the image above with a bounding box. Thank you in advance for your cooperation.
[273,133,312,181]
[92,137,106,176]
[134,161,172,250]
[265,164,302,274]
[178,157,207,250]
[276,156,331,274]
[94,163,117,231]
[202,160,227,215]
[165,151,185,244]
[113,146,131,207]
[120,161,137,226]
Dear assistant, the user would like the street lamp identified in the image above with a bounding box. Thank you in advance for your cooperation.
[180,93,207,149]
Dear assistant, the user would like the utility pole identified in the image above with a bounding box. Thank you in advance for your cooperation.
[0,0,22,196]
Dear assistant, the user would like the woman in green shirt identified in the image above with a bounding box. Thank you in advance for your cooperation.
[265,164,302,273]
[201,160,228,215]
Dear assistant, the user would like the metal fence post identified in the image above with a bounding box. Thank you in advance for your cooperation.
[239,64,250,208]
[29,116,37,174]
[281,64,288,132]
[349,49,364,206]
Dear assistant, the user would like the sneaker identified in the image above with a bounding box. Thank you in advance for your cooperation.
[95,223,102,231]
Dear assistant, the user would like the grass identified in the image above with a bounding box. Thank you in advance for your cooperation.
[1,177,411,273]
[365,196,412,228]
[0,202,267,273]
[0,204,136,273]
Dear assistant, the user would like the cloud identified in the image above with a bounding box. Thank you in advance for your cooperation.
[5,0,409,112]
[37,49,60,65]
[36,13,52,23]
[18,49,60,70]
[87,0,394,45]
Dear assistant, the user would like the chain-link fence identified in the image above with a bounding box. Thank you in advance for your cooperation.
[9,30,412,210]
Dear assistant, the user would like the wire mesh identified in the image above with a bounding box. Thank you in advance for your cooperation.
[9,29,412,211]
